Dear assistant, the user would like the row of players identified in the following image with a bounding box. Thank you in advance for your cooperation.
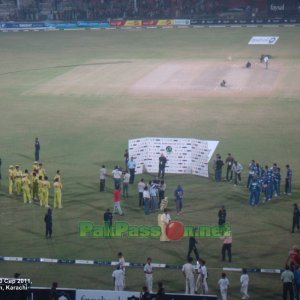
[8,161,63,208]
[248,162,292,206]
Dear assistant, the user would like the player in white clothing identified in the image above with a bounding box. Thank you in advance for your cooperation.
[144,257,153,293]
[218,272,229,300]
[118,252,126,287]
[196,259,208,294]
[182,257,195,294]
[112,264,125,291]
[240,268,249,299]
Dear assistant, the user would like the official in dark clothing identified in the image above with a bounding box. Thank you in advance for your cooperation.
[187,234,200,261]
[292,203,300,233]
[156,281,165,300]
[215,156,224,182]
[35,137,40,161]
[44,208,52,239]
[225,153,234,181]
[158,154,167,179]
[49,282,58,300]
[104,208,113,237]
[218,205,227,226]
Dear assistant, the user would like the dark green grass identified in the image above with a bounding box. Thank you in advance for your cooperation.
[0,27,300,299]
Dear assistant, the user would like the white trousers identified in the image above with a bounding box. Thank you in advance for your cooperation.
[145,275,153,293]
[220,288,227,300]
[185,276,195,294]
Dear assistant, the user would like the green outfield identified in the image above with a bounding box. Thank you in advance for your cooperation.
[0,26,300,299]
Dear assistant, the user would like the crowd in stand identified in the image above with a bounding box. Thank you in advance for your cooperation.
[0,0,264,21]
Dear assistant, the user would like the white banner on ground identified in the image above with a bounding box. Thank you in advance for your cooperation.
[76,289,140,300]
[248,36,279,45]
[128,137,219,177]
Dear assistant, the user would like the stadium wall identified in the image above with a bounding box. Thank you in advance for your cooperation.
[0,17,300,31]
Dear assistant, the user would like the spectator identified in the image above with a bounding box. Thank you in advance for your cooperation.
[281,265,294,300]
[174,184,184,215]
[215,155,224,182]
[218,205,227,226]
[99,165,106,192]
[225,153,234,181]
[156,281,165,300]
[49,282,58,300]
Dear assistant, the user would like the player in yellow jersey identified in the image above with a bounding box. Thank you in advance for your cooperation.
[53,170,61,182]
[38,163,46,180]
[22,173,31,204]
[32,172,39,201]
[41,176,51,207]
[8,165,14,195]
[53,178,62,209]
[15,165,23,196]
[23,169,29,178]
[38,176,44,206]
[32,161,39,171]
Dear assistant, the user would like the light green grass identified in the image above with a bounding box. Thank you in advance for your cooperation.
[0,27,300,299]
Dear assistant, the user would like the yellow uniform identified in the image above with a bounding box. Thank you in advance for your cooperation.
[53,181,62,208]
[54,174,61,182]
[15,168,23,195]
[22,176,31,203]
[38,179,44,206]
[32,162,38,171]
[12,167,17,193]
[41,180,51,207]
[38,168,46,180]
[8,166,15,195]
[32,175,39,201]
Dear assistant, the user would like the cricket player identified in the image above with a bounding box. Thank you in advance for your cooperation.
[144,257,153,293]
[32,161,39,172]
[54,170,61,182]
[218,273,229,300]
[32,172,39,201]
[42,176,51,207]
[112,265,125,291]
[22,174,31,204]
[182,257,195,295]
[38,176,44,206]
[8,165,14,195]
[15,165,23,196]
[38,163,46,179]
[53,178,62,208]
[240,269,249,300]
[264,56,269,69]
[118,252,126,287]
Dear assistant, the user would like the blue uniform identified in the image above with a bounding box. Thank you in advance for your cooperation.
[273,171,281,196]
[249,180,260,206]
[263,170,273,201]
[247,162,257,188]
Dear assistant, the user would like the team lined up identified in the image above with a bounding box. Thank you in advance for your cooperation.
[8,162,63,208]
[213,153,293,206]
[247,161,292,206]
